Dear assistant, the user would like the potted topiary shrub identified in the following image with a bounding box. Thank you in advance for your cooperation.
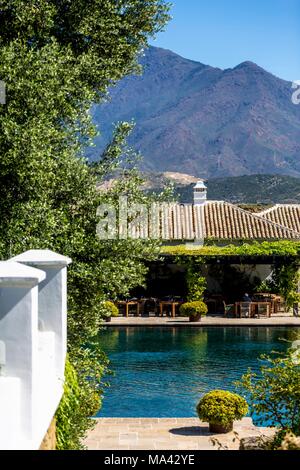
[179,301,208,322]
[102,301,119,322]
[196,390,248,433]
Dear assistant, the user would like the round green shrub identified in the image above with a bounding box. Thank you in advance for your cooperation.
[101,301,119,318]
[179,301,208,318]
[196,390,248,426]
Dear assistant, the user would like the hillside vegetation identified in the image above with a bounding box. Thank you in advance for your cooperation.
[143,173,300,205]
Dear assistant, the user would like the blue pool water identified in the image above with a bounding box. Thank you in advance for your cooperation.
[96,327,298,421]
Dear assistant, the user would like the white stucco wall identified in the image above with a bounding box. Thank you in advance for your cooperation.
[0,251,71,450]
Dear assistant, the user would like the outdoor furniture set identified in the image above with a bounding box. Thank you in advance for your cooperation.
[116,297,184,318]
[116,293,284,318]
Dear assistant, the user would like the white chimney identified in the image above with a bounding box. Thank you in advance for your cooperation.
[193,180,207,205]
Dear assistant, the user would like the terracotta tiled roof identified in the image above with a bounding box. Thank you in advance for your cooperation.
[154,201,300,241]
[258,205,300,234]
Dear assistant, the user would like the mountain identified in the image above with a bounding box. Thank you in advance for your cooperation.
[90,46,300,178]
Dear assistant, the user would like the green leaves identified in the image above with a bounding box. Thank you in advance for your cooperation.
[237,344,300,436]
[179,301,208,318]
[163,241,300,258]
[100,301,119,318]
[186,268,207,302]
[0,0,171,449]
[259,262,300,309]
[196,390,248,426]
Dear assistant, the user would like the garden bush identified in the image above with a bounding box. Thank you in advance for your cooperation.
[237,343,300,437]
[179,301,208,318]
[196,390,248,427]
[101,301,119,319]
[56,358,101,450]
[280,433,300,450]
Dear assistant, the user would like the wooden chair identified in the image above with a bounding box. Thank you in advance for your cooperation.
[239,302,252,318]
[255,303,270,318]
[223,301,235,317]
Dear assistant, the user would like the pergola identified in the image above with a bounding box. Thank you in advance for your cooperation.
[137,242,300,309]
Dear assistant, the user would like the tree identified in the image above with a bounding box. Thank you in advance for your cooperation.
[0,0,170,256]
[237,343,300,441]
[255,261,300,310]
[0,0,171,448]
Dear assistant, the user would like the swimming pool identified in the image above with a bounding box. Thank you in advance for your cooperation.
[96,326,298,422]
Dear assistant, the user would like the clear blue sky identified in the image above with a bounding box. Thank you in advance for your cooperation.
[150,0,300,81]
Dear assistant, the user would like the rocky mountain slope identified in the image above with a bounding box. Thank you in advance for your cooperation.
[90,46,300,178]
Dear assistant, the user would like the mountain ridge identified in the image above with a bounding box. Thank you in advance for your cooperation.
[90,46,300,178]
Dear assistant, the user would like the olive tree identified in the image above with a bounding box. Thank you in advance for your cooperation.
[0,0,171,448]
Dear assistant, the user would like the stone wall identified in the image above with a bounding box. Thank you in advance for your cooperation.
[39,418,56,450]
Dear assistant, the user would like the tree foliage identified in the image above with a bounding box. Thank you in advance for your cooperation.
[237,344,300,437]
[186,267,207,302]
[0,0,171,448]
[163,241,300,258]
[261,262,300,309]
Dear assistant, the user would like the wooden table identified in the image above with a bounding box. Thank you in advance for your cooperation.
[159,301,182,318]
[234,302,271,318]
[254,293,283,313]
[117,301,140,318]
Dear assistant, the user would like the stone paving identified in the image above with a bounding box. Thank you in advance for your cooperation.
[107,314,300,328]
[84,418,275,450]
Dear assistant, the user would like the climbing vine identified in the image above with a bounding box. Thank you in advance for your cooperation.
[164,241,300,307]
[162,241,300,258]
[256,262,300,309]
[186,264,207,301]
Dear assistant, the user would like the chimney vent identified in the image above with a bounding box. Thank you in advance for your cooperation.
[193,181,207,205]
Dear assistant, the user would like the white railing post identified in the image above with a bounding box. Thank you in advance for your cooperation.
[0,261,45,448]
[12,250,72,383]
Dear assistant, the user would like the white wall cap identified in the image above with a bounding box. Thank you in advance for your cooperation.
[12,250,72,268]
[0,261,45,287]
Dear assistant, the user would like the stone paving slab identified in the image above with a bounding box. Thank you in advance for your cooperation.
[106,314,300,327]
[84,418,275,451]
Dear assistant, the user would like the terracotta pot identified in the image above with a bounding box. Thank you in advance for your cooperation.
[189,314,201,322]
[209,422,233,434]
